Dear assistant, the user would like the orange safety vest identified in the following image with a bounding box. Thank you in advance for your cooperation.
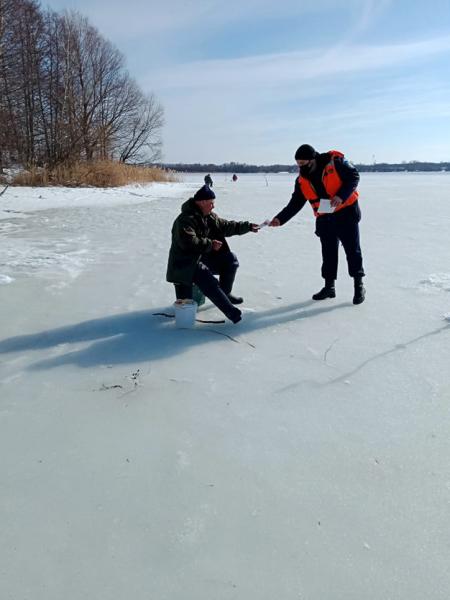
[297,150,359,217]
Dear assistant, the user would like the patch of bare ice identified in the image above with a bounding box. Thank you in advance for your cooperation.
[418,273,450,292]
[2,240,92,284]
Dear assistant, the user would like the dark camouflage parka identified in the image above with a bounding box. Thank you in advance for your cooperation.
[166,198,253,284]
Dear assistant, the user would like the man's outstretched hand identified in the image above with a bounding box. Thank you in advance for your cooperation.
[250,223,260,232]
[269,218,280,227]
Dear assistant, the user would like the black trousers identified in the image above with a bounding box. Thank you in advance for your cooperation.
[315,208,365,281]
[174,251,241,321]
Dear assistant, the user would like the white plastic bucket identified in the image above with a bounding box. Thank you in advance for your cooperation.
[173,299,197,329]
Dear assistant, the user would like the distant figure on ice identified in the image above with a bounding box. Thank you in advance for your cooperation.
[167,185,259,323]
[204,174,213,187]
[269,144,366,304]
[232,174,238,182]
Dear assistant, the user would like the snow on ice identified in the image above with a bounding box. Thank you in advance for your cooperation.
[1,173,450,600]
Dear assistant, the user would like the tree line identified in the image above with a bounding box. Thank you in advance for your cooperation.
[156,161,450,174]
[0,0,163,170]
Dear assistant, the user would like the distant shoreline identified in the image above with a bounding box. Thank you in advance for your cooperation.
[156,162,450,174]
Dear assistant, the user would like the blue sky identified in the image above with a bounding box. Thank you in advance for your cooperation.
[42,0,450,164]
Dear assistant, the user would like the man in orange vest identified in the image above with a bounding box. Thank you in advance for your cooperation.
[269,144,365,304]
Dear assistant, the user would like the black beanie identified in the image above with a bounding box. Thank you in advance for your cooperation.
[295,144,317,160]
[194,185,216,201]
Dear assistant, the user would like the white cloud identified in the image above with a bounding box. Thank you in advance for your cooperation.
[46,0,374,41]
[42,0,450,163]
[151,34,450,163]
[146,35,450,94]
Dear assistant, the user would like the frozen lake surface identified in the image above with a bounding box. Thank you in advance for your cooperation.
[1,173,449,599]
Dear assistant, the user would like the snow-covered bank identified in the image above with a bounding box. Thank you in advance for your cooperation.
[0,180,193,288]
[0,180,190,219]
[1,173,450,600]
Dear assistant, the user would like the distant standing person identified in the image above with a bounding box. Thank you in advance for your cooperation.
[167,185,259,323]
[232,174,238,182]
[269,144,366,304]
[204,174,213,187]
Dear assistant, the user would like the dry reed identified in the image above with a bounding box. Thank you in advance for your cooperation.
[11,161,178,187]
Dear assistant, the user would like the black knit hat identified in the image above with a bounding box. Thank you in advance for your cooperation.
[295,144,317,160]
[194,185,216,201]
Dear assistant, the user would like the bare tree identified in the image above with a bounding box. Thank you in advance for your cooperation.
[118,91,164,163]
[0,0,25,167]
[0,0,45,165]
[0,3,165,168]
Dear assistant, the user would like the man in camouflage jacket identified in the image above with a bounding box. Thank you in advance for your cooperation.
[167,185,259,323]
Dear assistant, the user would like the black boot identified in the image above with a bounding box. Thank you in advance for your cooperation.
[312,279,336,301]
[230,310,242,324]
[227,293,243,305]
[353,277,365,305]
